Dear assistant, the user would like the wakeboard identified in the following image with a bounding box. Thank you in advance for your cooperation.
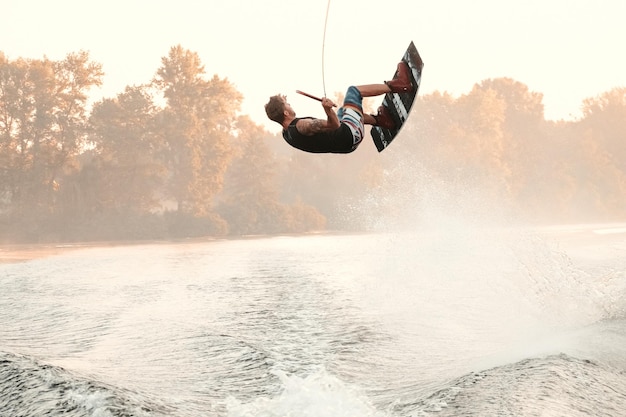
[371,41,424,152]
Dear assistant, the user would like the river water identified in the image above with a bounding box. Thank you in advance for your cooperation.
[1,223,626,416]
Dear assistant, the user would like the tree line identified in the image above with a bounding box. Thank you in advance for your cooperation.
[1,46,625,243]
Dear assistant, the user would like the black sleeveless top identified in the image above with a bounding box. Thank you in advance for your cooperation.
[282,118,355,154]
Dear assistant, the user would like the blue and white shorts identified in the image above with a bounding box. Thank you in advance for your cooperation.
[337,86,364,150]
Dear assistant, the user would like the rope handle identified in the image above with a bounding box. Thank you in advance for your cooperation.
[296,90,337,107]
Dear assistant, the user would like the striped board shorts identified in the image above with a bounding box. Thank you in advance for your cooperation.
[337,86,365,150]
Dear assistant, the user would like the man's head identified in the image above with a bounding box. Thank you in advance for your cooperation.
[265,94,294,125]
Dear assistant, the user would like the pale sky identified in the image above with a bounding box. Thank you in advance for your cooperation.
[3,0,625,130]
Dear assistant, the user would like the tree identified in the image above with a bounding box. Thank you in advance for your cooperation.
[218,116,327,234]
[0,51,102,227]
[0,52,28,210]
[406,86,510,196]
[576,88,626,219]
[217,116,286,234]
[153,46,242,221]
[456,85,510,188]
[581,87,626,166]
[473,79,549,199]
[85,85,165,215]
[403,91,457,175]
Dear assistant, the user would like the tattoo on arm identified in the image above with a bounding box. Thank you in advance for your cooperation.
[310,119,326,133]
[297,118,327,136]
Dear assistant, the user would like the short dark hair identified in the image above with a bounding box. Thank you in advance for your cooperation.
[265,95,286,124]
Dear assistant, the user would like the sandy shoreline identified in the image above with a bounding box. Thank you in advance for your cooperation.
[0,240,156,264]
[0,240,184,264]
[0,232,338,264]
[0,236,269,264]
[0,243,90,264]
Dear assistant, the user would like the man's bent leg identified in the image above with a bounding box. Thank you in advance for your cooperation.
[342,85,395,129]
[357,62,413,96]
[356,84,391,97]
[340,86,366,150]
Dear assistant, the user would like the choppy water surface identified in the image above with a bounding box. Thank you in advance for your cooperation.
[1,225,626,416]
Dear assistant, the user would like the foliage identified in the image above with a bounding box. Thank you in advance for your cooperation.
[407,82,626,222]
[153,45,240,218]
[87,85,165,214]
[1,47,626,243]
[0,51,103,214]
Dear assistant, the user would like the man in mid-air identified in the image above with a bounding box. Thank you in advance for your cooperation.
[264,62,413,154]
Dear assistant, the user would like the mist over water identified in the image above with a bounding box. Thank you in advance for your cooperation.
[2,156,626,416]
